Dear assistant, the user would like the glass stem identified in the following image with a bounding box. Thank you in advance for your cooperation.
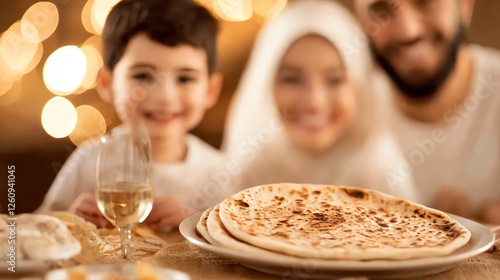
[118,227,133,258]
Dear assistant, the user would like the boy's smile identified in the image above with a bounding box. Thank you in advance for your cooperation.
[141,109,184,125]
[98,34,221,141]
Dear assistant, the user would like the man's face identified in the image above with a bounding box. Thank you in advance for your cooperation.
[354,0,472,101]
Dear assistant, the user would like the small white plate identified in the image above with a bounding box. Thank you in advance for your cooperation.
[45,264,191,280]
[180,212,495,279]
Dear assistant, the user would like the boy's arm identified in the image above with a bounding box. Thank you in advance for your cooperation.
[36,142,97,213]
[143,196,196,229]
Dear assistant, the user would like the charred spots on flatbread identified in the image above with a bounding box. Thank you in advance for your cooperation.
[413,208,428,218]
[273,196,285,202]
[274,232,289,238]
[313,213,328,221]
[294,198,305,206]
[320,201,331,208]
[343,188,366,199]
[312,190,321,195]
[432,223,463,239]
[234,199,250,208]
[429,212,445,219]
[306,212,345,229]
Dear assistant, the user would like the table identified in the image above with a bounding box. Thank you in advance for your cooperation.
[152,230,500,280]
[2,228,499,280]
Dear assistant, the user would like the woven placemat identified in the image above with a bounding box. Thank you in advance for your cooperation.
[146,238,500,280]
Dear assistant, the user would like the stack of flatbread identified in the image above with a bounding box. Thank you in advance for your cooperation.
[196,183,471,260]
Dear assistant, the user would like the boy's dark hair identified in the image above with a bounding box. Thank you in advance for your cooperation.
[102,0,219,74]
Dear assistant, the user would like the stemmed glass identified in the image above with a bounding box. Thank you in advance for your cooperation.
[96,121,154,259]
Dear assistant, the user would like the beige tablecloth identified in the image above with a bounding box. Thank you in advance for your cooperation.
[2,226,499,280]
[147,237,500,280]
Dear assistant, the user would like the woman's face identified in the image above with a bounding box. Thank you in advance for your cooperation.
[274,35,356,152]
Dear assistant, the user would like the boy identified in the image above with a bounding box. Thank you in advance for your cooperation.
[38,0,229,229]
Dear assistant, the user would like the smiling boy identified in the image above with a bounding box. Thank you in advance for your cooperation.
[38,0,229,229]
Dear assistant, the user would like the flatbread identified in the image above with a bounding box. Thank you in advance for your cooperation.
[0,214,81,261]
[196,207,219,245]
[206,204,288,256]
[0,214,17,260]
[219,184,471,260]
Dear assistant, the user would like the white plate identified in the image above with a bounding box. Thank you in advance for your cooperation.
[180,212,495,279]
[0,242,81,276]
[45,264,191,280]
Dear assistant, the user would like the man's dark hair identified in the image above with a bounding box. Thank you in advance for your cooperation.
[102,0,219,74]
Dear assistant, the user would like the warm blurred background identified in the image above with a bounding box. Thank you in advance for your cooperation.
[1,0,499,214]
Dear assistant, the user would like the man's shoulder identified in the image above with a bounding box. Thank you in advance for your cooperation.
[469,44,500,106]
[470,44,500,71]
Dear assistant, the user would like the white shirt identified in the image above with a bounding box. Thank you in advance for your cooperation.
[386,45,500,210]
[236,133,420,202]
[38,133,231,212]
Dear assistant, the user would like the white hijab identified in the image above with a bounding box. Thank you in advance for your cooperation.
[222,0,420,201]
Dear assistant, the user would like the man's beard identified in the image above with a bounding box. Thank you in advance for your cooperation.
[371,23,466,102]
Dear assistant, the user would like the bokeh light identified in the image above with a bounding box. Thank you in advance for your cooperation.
[43,45,87,95]
[253,0,287,19]
[21,2,59,43]
[91,0,121,35]
[0,48,19,83]
[22,41,44,75]
[19,20,40,43]
[82,0,97,35]
[213,0,253,22]
[41,96,78,138]
[0,81,22,107]
[0,21,41,77]
[82,35,102,53]
[0,78,13,97]
[79,45,103,90]
[70,105,107,146]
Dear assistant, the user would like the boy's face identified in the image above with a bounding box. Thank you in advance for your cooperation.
[274,36,356,152]
[98,34,221,140]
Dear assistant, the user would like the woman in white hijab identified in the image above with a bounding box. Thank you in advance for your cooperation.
[223,0,420,201]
